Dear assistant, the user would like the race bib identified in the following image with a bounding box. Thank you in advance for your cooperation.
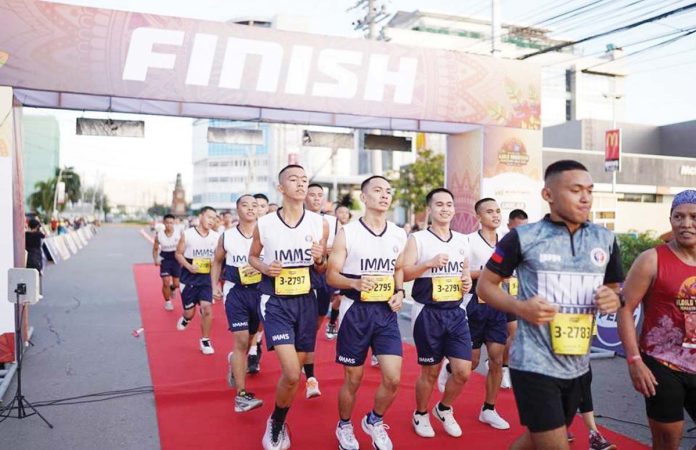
[360,275,394,302]
[509,277,519,296]
[275,267,310,296]
[192,257,211,274]
[432,276,462,302]
[550,313,593,355]
[239,266,262,285]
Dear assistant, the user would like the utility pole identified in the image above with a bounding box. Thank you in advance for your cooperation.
[491,0,502,56]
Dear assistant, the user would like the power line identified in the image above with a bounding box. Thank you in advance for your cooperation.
[520,2,696,59]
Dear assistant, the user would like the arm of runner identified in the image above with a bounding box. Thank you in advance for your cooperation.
[618,248,659,398]
[388,251,405,312]
[175,232,196,273]
[402,235,448,282]
[326,228,374,292]
[595,237,624,314]
[152,235,160,266]
[211,235,225,301]
[312,218,330,274]
[249,224,282,277]
[461,259,472,294]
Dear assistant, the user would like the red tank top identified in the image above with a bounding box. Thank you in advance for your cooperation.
[639,244,696,373]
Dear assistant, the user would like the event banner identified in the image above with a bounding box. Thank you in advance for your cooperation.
[0,87,16,351]
[0,0,540,128]
[447,130,483,234]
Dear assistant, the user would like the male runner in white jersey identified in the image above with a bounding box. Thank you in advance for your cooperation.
[403,188,473,438]
[248,193,271,373]
[326,204,352,340]
[302,183,339,398]
[220,210,234,232]
[153,214,182,311]
[175,206,220,355]
[211,194,263,413]
[249,165,329,450]
[255,193,270,217]
[327,175,407,450]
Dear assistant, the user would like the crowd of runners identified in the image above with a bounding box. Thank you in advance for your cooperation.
[150,160,695,450]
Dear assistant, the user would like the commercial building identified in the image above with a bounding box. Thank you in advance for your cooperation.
[22,114,60,206]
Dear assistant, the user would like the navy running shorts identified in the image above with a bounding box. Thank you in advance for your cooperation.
[181,284,212,310]
[225,286,261,334]
[412,303,472,365]
[466,295,508,349]
[259,292,318,352]
[336,299,402,366]
[160,259,182,278]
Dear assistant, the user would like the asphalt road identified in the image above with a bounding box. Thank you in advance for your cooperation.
[1,224,694,449]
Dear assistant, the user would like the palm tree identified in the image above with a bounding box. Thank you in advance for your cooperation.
[28,179,56,220]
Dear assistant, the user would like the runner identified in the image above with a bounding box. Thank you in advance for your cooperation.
[248,193,271,373]
[174,206,220,355]
[477,160,623,450]
[220,210,235,232]
[302,183,339,398]
[268,203,279,213]
[255,193,270,218]
[403,188,473,438]
[618,189,696,450]
[326,204,352,340]
[501,209,528,389]
[211,194,263,413]
[327,175,407,450]
[249,165,329,450]
[152,214,182,312]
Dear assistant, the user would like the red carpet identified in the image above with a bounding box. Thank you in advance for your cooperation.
[133,264,648,449]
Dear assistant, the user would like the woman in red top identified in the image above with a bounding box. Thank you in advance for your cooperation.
[619,189,696,450]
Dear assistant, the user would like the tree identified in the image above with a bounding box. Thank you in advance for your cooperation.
[391,148,445,214]
[148,203,170,217]
[55,166,81,205]
[82,186,111,214]
[28,179,56,220]
[617,231,663,275]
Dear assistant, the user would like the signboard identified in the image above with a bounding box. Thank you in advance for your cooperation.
[604,129,621,172]
[592,304,642,357]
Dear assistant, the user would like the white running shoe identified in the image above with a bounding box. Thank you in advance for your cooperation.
[176,316,189,331]
[164,300,174,311]
[262,418,290,450]
[437,360,449,393]
[479,408,510,430]
[371,355,380,367]
[200,339,215,355]
[234,391,263,413]
[336,421,360,450]
[412,412,435,438]
[306,377,321,399]
[501,366,512,389]
[361,415,393,450]
[227,352,236,388]
[432,404,462,437]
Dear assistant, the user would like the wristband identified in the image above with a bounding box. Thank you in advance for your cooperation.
[395,288,405,296]
[627,355,641,365]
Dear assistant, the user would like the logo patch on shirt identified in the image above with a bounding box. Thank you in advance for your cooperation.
[393,245,399,253]
[305,234,313,242]
[590,248,607,267]
[540,253,562,263]
[491,248,504,264]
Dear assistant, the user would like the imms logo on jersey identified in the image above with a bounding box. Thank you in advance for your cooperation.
[590,248,608,267]
[272,333,290,341]
[229,255,247,264]
[360,258,396,272]
[192,248,215,257]
[540,253,562,263]
[338,355,357,364]
[432,261,465,275]
[537,271,604,307]
[231,321,248,328]
[275,248,312,264]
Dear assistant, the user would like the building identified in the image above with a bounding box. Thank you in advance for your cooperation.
[384,10,626,127]
[22,115,60,206]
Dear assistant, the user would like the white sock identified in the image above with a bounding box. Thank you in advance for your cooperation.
[248,344,258,356]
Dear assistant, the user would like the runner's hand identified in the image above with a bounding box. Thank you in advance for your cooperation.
[311,241,324,262]
[628,360,658,397]
[461,272,472,294]
[353,277,376,292]
[388,291,403,312]
[189,263,200,274]
[213,286,223,300]
[242,265,260,276]
[267,260,283,277]
[154,260,160,266]
[594,286,620,314]
[519,296,558,325]
[428,253,449,269]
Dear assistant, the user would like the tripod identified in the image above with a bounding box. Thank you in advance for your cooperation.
[0,283,53,428]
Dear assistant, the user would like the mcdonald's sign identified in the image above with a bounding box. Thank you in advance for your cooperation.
[604,129,621,172]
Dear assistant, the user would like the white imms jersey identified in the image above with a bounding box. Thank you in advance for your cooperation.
[223,226,254,267]
[156,229,181,253]
[324,214,338,248]
[465,230,498,271]
[342,220,407,276]
[412,229,470,278]
[258,209,324,267]
[183,227,219,259]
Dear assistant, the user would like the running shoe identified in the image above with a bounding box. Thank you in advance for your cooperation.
[479,408,510,430]
[589,431,617,450]
[235,391,263,412]
[306,377,321,399]
[336,421,360,450]
[567,431,574,442]
[501,366,512,389]
[248,353,260,374]
[371,355,380,367]
[437,360,449,393]
[176,316,189,331]
[361,414,393,450]
[200,339,214,355]
[412,412,435,438]
[262,418,290,450]
[325,322,338,340]
[164,300,174,311]
[432,404,462,437]
[227,351,236,388]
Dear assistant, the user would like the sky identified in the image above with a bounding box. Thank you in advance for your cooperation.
[28,0,696,193]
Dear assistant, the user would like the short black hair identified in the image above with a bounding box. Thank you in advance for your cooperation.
[253,193,269,202]
[544,160,588,181]
[236,195,254,207]
[360,175,390,192]
[28,218,41,229]
[308,183,323,190]
[199,206,217,215]
[222,210,233,216]
[474,198,497,214]
[509,209,528,221]
[278,164,304,182]
[163,214,175,220]
[426,188,454,205]
[335,204,349,212]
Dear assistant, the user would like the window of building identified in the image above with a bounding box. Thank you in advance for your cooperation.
[620,193,658,203]
[565,99,572,121]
